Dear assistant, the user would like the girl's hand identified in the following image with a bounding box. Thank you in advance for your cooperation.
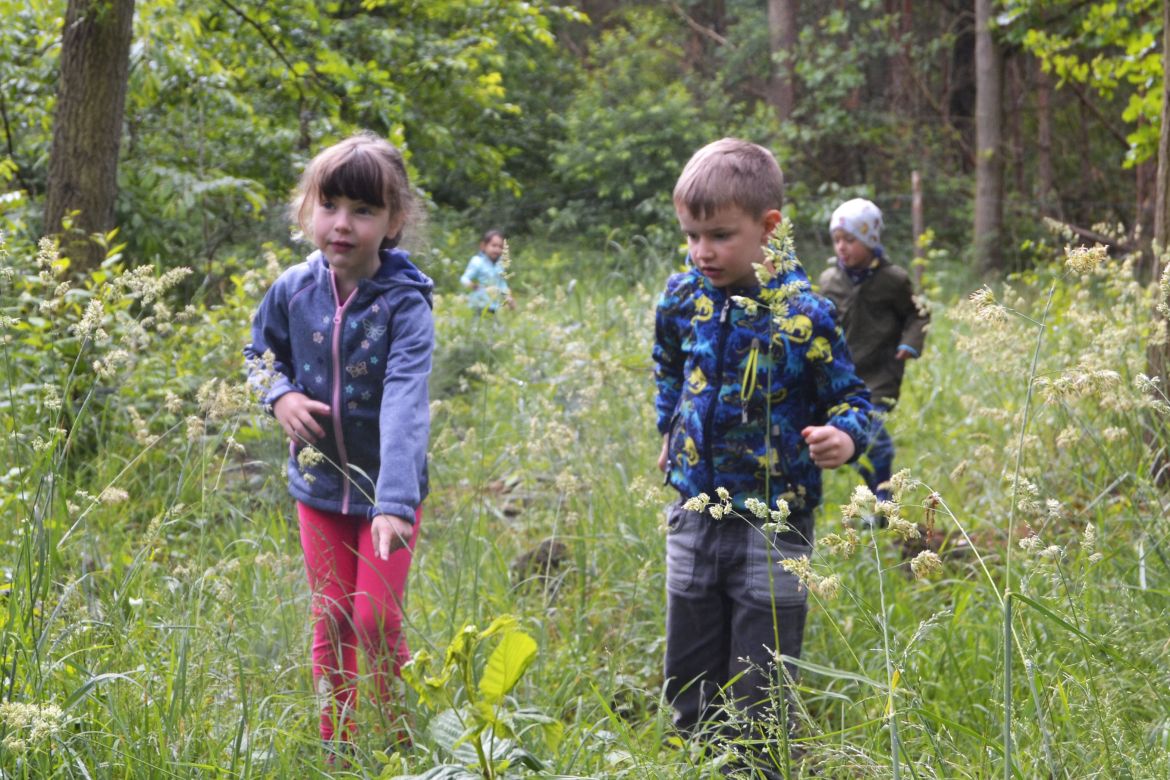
[273,392,331,444]
[801,425,855,469]
[371,514,414,560]
[895,348,913,360]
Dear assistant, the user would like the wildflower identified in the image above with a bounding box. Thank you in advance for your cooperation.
[0,700,65,754]
[885,469,913,502]
[744,497,770,519]
[164,392,184,415]
[683,493,710,512]
[297,446,325,471]
[99,487,129,504]
[1038,545,1064,561]
[73,298,106,342]
[887,516,921,541]
[910,550,943,580]
[819,527,859,558]
[731,295,758,316]
[1082,523,1096,555]
[1063,243,1107,274]
[1018,534,1043,554]
[185,415,205,443]
[810,574,841,600]
[841,484,877,523]
[968,286,1006,322]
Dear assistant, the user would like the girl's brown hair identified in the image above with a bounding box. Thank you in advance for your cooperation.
[291,132,418,248]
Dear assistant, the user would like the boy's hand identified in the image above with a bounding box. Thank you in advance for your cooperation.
[801,425,855,469]
[657,434,670,472]
[273,392,331,444]
[371,514,414,560]
[895,348,914,360]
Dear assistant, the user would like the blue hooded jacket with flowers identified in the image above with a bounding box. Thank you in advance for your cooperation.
[653,246,871,533]
[245,248,434,522]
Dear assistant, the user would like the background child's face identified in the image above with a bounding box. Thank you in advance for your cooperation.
[675,203,781,289]
[482,234,505,261]
[832,228,874,270]
[311,195,402,280]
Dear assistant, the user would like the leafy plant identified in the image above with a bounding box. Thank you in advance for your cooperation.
[392,615,561,780]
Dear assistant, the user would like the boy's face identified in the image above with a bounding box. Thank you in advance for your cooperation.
[675,203,782,289]
[832,228,875,270]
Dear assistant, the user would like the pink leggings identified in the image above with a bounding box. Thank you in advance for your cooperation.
[297,502,420,741]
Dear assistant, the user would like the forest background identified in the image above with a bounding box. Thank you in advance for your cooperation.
[2,0,1170,778]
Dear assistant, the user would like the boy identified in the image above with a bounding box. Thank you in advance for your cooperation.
[818,198,928,505]
[653,139,872,747]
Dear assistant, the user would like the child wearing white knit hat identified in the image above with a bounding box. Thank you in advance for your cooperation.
[820,198,929,511]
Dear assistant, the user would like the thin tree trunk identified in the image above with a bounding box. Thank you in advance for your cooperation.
[1149,0,1170,398]
[974,0,1004,273]
[767,0,798,122]
[1155,0,1170,253]
[1034,60,1057,218]
[44,0,136,269]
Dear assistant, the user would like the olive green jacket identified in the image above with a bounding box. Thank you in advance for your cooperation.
[818,258,929,406]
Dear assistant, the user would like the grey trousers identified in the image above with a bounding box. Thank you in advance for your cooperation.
[663,501,811,733]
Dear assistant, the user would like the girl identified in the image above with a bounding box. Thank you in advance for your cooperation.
[245,132,433,754]
[460,228,514,312]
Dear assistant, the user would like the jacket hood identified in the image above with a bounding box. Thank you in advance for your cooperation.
[307,248,435,305]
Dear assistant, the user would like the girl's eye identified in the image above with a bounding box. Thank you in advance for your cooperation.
[321,200,336,210]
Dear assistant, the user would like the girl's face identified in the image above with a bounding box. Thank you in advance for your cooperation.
[832,229,874,270]
[481,234,505,261]
[311,195,403,282]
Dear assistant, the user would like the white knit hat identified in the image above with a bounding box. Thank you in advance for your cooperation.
[829,198,883,250]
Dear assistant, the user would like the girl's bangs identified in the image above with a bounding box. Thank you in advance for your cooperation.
[318,150,386,207]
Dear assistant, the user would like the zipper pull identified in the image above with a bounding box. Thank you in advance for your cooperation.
[720,298,731,323]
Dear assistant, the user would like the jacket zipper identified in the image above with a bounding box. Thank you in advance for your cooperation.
[702,297,732,493]
[330,274,356,514]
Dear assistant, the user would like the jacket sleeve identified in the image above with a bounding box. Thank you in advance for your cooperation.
[372,290,434,522]
[808,302,872,462]
[894,271,929,356]
[460,255,481,288]
[652,281,685,435]
[243,277,303,411]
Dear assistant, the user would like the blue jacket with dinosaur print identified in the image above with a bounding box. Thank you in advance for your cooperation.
[653,248,871,538]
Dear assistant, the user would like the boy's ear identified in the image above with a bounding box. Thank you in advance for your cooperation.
[760,209,783,242]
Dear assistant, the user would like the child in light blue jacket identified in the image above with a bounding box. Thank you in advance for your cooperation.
[460,229,513,312]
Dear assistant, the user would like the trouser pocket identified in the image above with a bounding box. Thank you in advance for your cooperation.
[746,528,811,607]
[665,501,698,593]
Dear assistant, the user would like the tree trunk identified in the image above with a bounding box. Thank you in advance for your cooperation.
[1034,60,1057,218]
[1149,0,1170,395]
[1155,0,1170,253]
[766,0,798,123]
[973,0,1004,273]
[44,0,136,270]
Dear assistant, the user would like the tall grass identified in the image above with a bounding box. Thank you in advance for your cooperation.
[0,229,1168,777]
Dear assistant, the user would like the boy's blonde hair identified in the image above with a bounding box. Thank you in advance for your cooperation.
[673,138,785,220]
[291,131,417,248]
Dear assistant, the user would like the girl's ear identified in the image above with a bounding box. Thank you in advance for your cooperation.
[385,212,407,242]
[760,209,782,243]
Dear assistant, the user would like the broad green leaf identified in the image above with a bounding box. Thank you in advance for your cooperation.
[478,630,536,704]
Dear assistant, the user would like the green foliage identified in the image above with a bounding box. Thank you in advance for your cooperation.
[1002,0,1164,166]
[548,8,717,244]
[395,615,555,779]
